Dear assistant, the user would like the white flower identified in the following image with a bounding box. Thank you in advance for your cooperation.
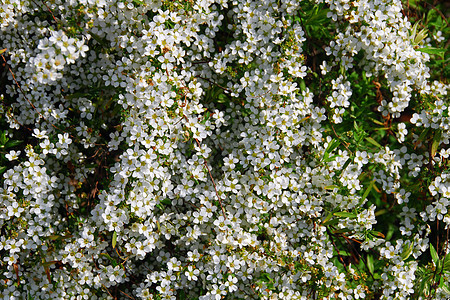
[5,150,20,161]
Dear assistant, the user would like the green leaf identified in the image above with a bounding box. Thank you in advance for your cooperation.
[322,218,340,226]
[336,250,351,256]
[0,131,7,145]
[333,228,351,234]
[42,260,59,268]
[369,118,385,126]
[367,254,374,274]
[443,253,450,271]
[370,231,385,238]
[259,272,273,282]
[373,127,391,131]
[161,199,171,205]
[416,47,446,59]
[299,79,306,91]
[296,115,311,125]
[323,139,340,161]
[401,242,414,260]
[365,137,382,149]
[338,158,352,175]
[324,185,339,190]
[156,220,161,233]
[385,223,395,241]
[375,209,388,216]
[0,48,6,55]
[418,128,430,143]
[4,140,22,149]
[431,129,441,158]
[304,8,330,26]
[359,179,375,205]
[419,274,432,296]
[321,213,333,225]
[323,155,339,163]
[0,166,7,175]
[99,253,117,266]
[333,212,357,218]
[430,244,439,266]
[89,31,109,47]
[44,234,73,241]
[440,283,450,295]
[217,93,227,103]
[112,231,117,249]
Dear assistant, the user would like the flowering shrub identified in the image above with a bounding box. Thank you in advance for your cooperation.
[0,0,449,299]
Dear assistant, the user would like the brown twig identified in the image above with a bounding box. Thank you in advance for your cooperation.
[195,75,232,93]
[41,1,59,24]
[119,289,136,300]
[194,138,226,219]
[0,53,66,134]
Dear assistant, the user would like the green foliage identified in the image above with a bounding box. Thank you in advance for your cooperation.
[0,0,449,299]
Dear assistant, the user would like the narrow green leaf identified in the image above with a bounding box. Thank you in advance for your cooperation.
[296,115,311,125]
[0,48,6,55]
[44,234,73,241]
[386,223,395,241]
[4,140,22,149]
[401,242,414,260]
[335,250,351,256]
[443,253,450,271]
[374,127,391,131]
[321,213,333,225]
[419,276,430,296]
[370,231,385,238]
[430,244,439,266]
[156,220,161,233]
[369,118,385,126]
[333,228,351,234]
[375,209,388,216]
[440,283,450,295]
[0,166,7,175]
[89,31,109,47]
[42,260,59,268]
[323,139,340,161]
[339,158,352,175]
[112,231,117,249]
[415,28,428,45]
[418,128,430,143]
[416,47,446,58]
[299,79,306,91]
[360,179,375,205]
[99,253,117,266]
[323,154,339,163]
[161,199,171,205]
[365,137,382,148]
[367,254,374,274]
[431,130,441,158]
[334,212,357,218]
[324,185,339,190]
[322,218,340,226]
[0,131,7,145]
[410,22,418,40]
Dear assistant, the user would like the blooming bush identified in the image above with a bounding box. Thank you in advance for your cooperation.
[0,0,449,299]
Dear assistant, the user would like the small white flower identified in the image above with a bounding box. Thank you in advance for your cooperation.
[5,150,20,161]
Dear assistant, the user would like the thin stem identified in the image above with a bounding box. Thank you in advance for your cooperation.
[195,138,226,219]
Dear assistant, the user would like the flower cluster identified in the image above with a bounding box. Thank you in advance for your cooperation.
[0,0,449,299]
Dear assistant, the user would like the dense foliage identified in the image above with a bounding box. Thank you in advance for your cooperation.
[0,0,449,299]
